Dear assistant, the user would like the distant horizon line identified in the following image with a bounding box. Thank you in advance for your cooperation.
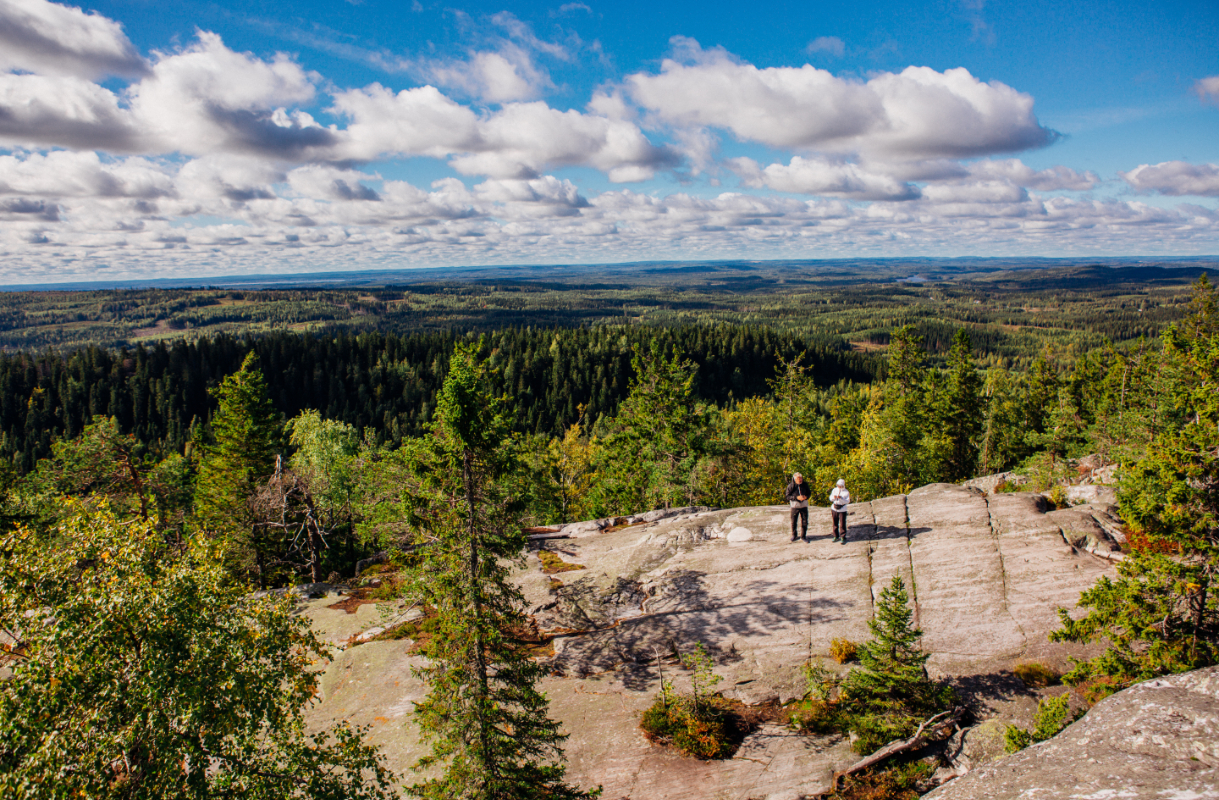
[3,254,1217,293]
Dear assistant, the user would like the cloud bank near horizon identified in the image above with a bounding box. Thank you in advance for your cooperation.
[0,0,1216,282]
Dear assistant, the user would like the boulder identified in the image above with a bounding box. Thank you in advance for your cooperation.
[962,472,1028,494]
[1047,504,1126,560]
[925,666,1219,800]
[290,582,337,599]
[559,518,617,538]
[1063,484,1118,507]
[1090,464,1119,485]
[725,526,753,542]
[628,506,715,525]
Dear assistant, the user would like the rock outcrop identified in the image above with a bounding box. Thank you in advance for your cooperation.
[926,666,1219,800]
[300,483,1124,799]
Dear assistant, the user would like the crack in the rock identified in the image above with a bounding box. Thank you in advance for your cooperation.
[902,494,921,628]
[1055,524,1075,549]
[985,495,1029,656]
[984,497,1010,614]
[864,502,876,616]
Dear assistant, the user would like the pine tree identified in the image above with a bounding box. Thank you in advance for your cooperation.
[396,343,595,800]
[193,352,283,585]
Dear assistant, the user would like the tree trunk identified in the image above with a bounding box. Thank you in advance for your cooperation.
[463,448,494,784]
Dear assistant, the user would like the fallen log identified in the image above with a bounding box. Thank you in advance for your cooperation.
[833,706,966,782]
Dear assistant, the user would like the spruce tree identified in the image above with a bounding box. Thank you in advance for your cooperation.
[1053,276,1219,688]
[396,343,595,800]
[598,341,712,513]
[935,330,982,481]
[193,352,283,585]
[839,576,954,753]
[843,575,940,707]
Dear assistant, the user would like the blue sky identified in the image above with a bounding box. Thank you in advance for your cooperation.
[0,0,1216,282]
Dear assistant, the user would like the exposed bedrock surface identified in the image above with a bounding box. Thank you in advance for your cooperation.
[925,666,1219,800]
[300,484,1121,799]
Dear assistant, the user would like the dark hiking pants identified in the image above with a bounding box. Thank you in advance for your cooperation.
[790,506,808,538]
[832,509,847,538]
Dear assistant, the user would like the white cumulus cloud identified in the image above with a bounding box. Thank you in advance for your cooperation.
[0,73,142,151]
[1121,161,1219,197]
[626,38,1056,160]
[728,156,920,200]
[333,88,676,181]
[0,0,147,79]
[964,159,1097,190]
[130,32,336,160]
[425,48,550,103]
[0,151,173,197]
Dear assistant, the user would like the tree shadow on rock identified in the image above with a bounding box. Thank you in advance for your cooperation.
[948,670,1039,717]
[555,568,849,682]
[869,524,932,542]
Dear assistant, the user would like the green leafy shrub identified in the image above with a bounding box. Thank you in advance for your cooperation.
[1013,661,1061,688]
[0,504,396,799]
[789,660,846,734]
[830,637,859,664]
[639,643,737,759]
[1004,694,1080,753]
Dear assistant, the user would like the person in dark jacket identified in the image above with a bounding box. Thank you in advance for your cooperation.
[785,472,811,542]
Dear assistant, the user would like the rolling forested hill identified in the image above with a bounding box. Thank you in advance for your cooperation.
[0,259,1214,474]
[0,261,1212,364]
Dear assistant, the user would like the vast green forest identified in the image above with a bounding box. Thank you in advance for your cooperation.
[2,265,1217,799]
[1,261,1210,362]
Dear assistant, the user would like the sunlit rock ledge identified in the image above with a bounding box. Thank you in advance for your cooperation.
[297,483,1126,799]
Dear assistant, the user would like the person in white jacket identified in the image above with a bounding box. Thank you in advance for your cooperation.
[829,479,850,543]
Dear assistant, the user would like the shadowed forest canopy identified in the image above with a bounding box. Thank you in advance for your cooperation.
[0,325,875,472]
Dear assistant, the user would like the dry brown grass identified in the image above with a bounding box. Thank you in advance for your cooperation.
[830,637,859,664]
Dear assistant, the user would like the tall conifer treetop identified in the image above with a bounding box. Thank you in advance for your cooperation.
[395,343,597,800]
[193,352,285,584]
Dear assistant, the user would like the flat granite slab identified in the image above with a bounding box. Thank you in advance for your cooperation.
[302,487,1119,799]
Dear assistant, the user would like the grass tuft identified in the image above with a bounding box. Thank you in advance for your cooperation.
[1012,661,1060,688]
[538,549,585,574]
